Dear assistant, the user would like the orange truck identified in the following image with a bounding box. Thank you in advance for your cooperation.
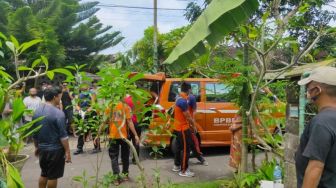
[136,73,285,148]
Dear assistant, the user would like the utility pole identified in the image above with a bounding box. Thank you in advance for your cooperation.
[153,0,159,72]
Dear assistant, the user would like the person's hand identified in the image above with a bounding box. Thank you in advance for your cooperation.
[93,136,100,145]
[34,148,39,157]
[135,135,140,145]
[65,152,72,163]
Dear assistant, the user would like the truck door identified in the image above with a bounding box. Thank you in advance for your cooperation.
[204,82,238,146]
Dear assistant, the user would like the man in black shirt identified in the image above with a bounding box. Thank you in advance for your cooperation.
[61,82,74,135]
[33,87,71,188]
[296,66,336,188]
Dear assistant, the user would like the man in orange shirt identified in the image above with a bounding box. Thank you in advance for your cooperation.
[172,82,197,177]
[96,101,139,185]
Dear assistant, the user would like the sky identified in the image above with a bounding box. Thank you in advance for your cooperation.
[85,0,200,54]
[84,0,336,55]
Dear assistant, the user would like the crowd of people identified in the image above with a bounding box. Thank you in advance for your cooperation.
[5,66,336,188]
[3,81,208,187]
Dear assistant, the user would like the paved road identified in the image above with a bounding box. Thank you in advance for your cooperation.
[21,137,262,188]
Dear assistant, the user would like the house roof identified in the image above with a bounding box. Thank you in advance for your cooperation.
[284,59,336,78]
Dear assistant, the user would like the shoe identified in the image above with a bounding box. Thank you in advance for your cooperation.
[91,148,101,154]
[73,149,83,155]
[178,169,195,177]
[172,165,181,172]
[113,179,121,186]
[200,160,209,166]
[122,175,129,181]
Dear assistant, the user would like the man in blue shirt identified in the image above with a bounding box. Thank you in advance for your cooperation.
[188,93,208,166]
[33,87,71,188]
[73,84,100,155]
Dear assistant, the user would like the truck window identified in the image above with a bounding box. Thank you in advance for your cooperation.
[205,83,231,102]
[168,82,200,102]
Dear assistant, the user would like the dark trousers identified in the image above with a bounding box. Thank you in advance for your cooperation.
[108,139,130,176]
[77,132,99,150]
[76,112,100,150]
[190,132,205,163]
[63,108,73,133]
[129,123,141,160]
[174,129,193,172]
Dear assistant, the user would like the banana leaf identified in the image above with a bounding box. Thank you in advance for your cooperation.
[163,0,259,72]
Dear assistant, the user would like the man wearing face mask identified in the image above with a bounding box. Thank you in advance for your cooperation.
[295,66,336,188]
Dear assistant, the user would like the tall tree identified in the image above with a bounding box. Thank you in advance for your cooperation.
[0,0,123,73]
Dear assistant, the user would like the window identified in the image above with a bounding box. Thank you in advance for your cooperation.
[205,83,232,102]
[168,82,200,102]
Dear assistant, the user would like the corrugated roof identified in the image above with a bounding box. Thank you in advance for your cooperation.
[284,59,336,78]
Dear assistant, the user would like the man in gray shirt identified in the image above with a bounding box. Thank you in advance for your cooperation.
[33,87,71,188]
[296,67,336,188]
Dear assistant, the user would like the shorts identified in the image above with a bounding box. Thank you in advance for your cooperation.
[39,149,65,180]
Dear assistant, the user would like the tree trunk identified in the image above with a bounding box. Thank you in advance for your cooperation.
[240,43,250,173]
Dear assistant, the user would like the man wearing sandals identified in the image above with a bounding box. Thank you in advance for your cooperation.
[96,100,139,185]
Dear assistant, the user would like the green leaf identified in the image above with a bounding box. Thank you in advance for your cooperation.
[0,51,4,58]
[19,39,42,54]
[18,66,33,71]
[0,32,7,40]
[32,59,42,68]
[10,35,20,49]
[6,163,24,188]
[5,41,15,54]
[262,11,270,23]
[163,0,259,72]
[65,65,76,70]
[78,64,86,70]
[46,71,54,80]
[129,73,144,83]
[0,69,13,82]
[41,55,49,70]
[12,98,25,122]
[17,117,43,138]
[52,68,73,78]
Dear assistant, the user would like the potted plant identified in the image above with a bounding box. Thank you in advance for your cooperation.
[0,96,42,168]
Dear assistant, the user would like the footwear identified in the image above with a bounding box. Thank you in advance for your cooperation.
[200,160,209,166]
[122,175,129,181]
[91,148,101,154]
[172,165,181,172]
[113,179,121,186]
[73,149,83,155]
[178,169,195,177]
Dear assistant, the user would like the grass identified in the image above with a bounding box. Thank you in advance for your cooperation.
[171,180,225,188]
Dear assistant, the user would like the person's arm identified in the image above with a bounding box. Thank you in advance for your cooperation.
[33,139,39,157]
[183,111,197,130]
[60,138,71,163]
[301,121,332,187]
[302,160,324,188]
[57,114,71,163]
[127,118,139,144]
[230,124,242,132]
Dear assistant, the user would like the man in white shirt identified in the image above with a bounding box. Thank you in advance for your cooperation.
[23,88,42,123]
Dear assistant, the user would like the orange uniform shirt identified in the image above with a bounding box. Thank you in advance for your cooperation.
[105,102,132,139]
[173,92,189,131]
